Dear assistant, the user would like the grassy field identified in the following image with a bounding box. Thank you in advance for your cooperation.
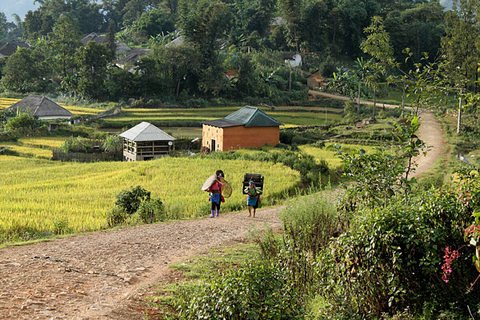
[0,155,299,243]
[100,105,343,128]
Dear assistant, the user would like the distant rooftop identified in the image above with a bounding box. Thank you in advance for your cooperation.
[204,106,282,128]
[7,95,72,119]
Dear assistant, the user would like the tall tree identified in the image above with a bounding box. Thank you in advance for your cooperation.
[440,0,480,133]
[278,0,303,51]
[75,41,110,99]
[360,16,395,112]
[178,0,232,95]
[1,47,52,93]
[49,15,81,93]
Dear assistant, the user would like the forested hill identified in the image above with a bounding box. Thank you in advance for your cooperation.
[0,0,458,103]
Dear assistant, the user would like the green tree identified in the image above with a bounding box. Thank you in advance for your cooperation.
[48,15,81,93]
[278,0,303,51]
[440,0,480,134]
[360,16,395,113]
[229,0,276,50]
[75,42,110,99]
[178,0,232,95]
[384,2,445,63]
[1,47,52,93]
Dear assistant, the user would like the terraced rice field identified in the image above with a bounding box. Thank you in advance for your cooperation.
[0,156,299,242]
[0,137,67,159]
[300,143,380,169]
[101,105,343,128]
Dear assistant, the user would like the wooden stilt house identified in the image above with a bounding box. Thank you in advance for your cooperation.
[119,122,175,161]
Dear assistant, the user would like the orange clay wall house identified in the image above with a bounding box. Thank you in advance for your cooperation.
[202,106,282,152]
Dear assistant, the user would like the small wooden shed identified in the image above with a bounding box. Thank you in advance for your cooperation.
[119,122,175,161]
[202,106,282,152]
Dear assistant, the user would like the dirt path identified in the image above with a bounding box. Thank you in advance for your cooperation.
[0,208,283,319]
[0,92,447,319]
[309,90,447,177]
[410,110,447,178]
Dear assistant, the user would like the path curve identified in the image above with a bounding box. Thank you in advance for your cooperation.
[0,208,282,319]
[309,90,447,177]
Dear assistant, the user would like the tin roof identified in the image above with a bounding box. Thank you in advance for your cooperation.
[119,122,176,142]
[203,106,282,128]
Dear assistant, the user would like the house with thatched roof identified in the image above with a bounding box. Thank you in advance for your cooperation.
[7,95,72,120]
[119,122,175,161]
[202,106,282,152]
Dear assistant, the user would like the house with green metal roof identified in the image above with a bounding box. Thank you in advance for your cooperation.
[202,106,281,151]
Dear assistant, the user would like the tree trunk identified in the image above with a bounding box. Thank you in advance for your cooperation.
[176,79,181,97]
[457,91,463,135]
[401,85,406,117]
[288,70,292,91]
[357,81,361,113]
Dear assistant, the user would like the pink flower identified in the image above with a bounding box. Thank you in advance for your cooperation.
[441,246,460,284]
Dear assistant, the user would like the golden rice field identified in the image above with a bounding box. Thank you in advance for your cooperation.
[300,143,380,169]
[102,106,342,127]
[0,155,299,242]
[0,137,67,159]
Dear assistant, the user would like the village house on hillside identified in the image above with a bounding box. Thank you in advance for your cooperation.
[119,122,175,161]
[80,32,131,56]
[202,106,282,152]
[7,95,72,120]
[0,41,29,58]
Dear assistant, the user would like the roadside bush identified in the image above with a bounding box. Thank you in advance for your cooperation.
[314,189,479,318]
[106,206,129,227]
[52,218,72,235]
[176,260,304,320]
[136,198,166,223]
[115,186,151,215]
[274,196,345,296]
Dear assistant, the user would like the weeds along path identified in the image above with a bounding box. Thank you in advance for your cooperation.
[0,207,283,319]
[309,90,447,178]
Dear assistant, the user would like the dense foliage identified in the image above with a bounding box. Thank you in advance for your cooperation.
[0,0,449,103]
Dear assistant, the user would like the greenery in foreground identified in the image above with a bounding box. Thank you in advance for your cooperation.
[148,115,480,319]
[152,163,480,319]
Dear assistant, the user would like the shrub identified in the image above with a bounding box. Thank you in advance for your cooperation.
[114,186,151,215]
[106,206,128,227]
[52,218,71,235]
[5,113,42,135]
[102,135,123,153]
[137,198,166,223]
[315,189,479,318]
[176,261,304,320]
